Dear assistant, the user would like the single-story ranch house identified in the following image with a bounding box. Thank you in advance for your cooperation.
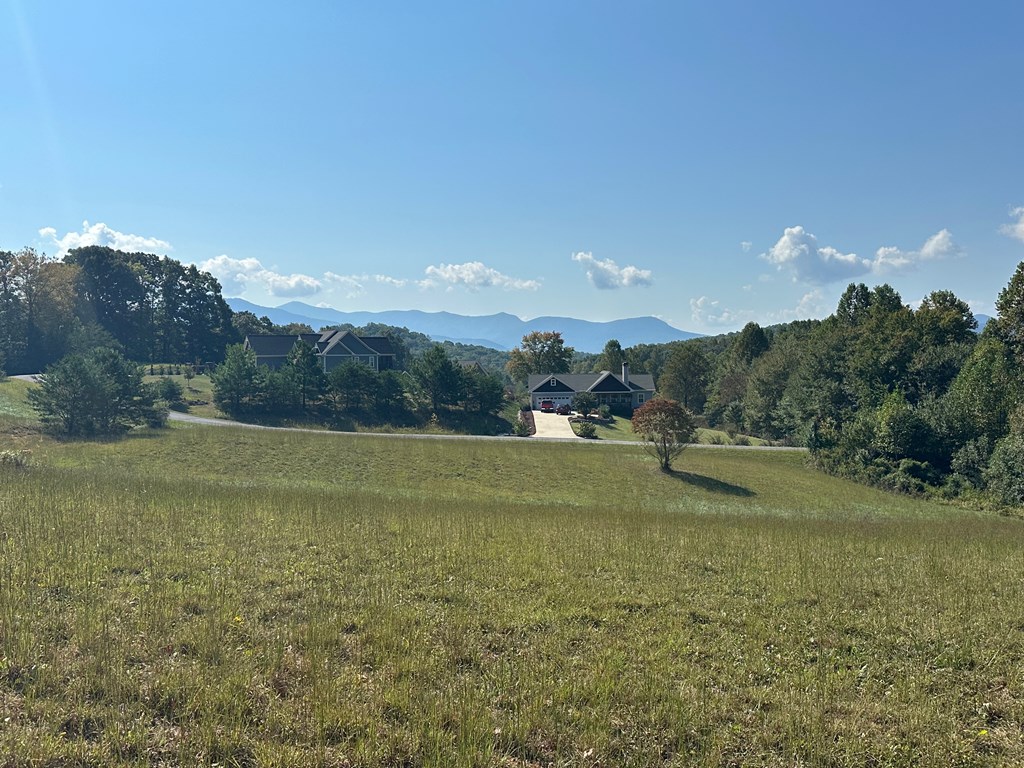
[527,364,655,411]
[244,330,397,372]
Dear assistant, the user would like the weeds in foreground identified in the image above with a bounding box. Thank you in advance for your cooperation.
[1,427,1022,765]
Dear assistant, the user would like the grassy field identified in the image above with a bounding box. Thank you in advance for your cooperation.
[143,372,221,419]
[583,414,766,446]
[2,380,1024,766]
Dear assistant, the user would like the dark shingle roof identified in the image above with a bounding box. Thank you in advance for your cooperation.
[246,332,397,363]
[527,372,655,394]
[589,371,631,392]
[245,335,302,356]
[322,330,375,356]
[360,336,396,355]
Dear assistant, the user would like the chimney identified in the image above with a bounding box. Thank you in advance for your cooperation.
[621,362,629,387]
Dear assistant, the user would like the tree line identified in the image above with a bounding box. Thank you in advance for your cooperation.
[563,263,1024,506]
[0,245,236,375]
[212,341,507,428]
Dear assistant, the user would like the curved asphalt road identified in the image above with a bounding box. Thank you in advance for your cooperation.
[12,374,803,450]
[167,411,804,450]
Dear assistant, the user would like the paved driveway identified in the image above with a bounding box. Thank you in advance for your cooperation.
[531,410,579,439]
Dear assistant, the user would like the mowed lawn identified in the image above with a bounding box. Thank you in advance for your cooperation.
[2,402,1024,765]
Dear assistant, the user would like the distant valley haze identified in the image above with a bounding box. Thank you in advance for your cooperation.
[228,299,701,353]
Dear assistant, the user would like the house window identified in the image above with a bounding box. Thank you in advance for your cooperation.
[638,394,646,403]
[549,377,556,387]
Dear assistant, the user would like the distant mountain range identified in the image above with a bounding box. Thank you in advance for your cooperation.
[227,299,702,353]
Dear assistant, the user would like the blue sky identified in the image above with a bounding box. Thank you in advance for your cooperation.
[2,1,1022,333]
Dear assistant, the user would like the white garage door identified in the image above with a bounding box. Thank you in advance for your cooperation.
[532,394,574,409]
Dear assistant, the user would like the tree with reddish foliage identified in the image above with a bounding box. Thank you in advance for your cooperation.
[631,398,696,472]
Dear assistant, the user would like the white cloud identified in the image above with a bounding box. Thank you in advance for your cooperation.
[199,255,322,298]
[740,241,752,252]
[323,272,366,298]
[762,225,959,284]
[690,289,828,329]
[1000,206,1024,242]
[39,220,172,257]
[768,289,828,322]
[869,228,959,276]
[368,274,408,288]
[571,251,653,289]
[421,261,540,291]
[762,226,867,285]
[690,296,743,326]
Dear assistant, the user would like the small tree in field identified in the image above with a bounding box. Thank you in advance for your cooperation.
[28,348,163,437]
[631,398,696,472]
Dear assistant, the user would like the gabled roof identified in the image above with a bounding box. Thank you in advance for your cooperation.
[244,331,398,365]
[321,330,376,356]
[245,335,303,356]
[360,336,396,356]
[528,374,576,392]
[527,371,656,394]
[589,371,631,393]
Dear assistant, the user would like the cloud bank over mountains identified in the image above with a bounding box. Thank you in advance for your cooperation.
[35,207,1018,333]
[421,261,540,291]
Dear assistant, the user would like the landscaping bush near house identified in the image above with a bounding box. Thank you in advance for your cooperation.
[575,420,597,439]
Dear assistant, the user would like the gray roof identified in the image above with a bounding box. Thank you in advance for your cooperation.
[527,372,655,394]
[321,330,376,356]
[361,336,396,356]
[245,335,303,356]
[246,332,395,360]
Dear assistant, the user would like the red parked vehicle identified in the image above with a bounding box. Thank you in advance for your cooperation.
[539,400,555,412]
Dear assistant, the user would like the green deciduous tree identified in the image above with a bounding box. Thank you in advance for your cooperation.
[985,434,1024,507]
[66,245,237,364]
[506,331,574,383]
[731,322,770,365]
[916,290,977,346]
[943,335,1019,446]
[596,339,625,373]
[631,398,696,472]
[659,342,710,412]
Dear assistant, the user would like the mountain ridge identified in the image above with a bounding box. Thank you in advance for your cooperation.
[228,299,702,353]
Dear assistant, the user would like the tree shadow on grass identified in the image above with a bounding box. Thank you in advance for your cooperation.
[668,469,756,497]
